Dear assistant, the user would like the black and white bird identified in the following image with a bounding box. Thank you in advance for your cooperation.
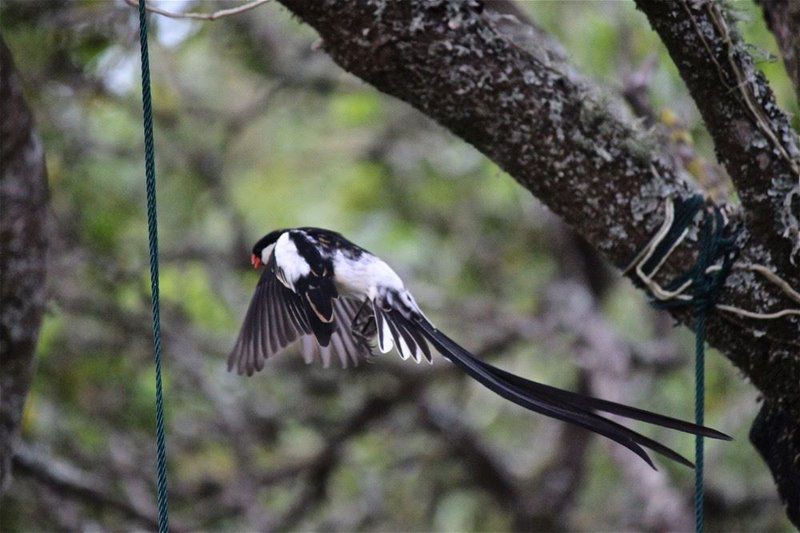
[229,227,730,469]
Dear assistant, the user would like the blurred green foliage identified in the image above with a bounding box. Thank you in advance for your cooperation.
[1,0,795,531]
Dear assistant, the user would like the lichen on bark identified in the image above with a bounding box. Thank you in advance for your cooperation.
[635,0,800,266]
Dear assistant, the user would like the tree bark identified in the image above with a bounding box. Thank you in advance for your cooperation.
[757,0,800,100]
[0,36,49,494]
[272,0,800,524]
[633,2,800,525]
[634,0,800,301]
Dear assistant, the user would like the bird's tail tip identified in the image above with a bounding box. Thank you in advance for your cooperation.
[700,427,733,441]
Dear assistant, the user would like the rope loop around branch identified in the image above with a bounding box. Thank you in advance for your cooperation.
[625,196,800,321]
[627,193,738,533]
[626,194,800,533]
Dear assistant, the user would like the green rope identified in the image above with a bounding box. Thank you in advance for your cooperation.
[136,1,169,531]
[686,207,734,533]
[694,313,705,533]
[634,195,738,533]
[691,214,714,533]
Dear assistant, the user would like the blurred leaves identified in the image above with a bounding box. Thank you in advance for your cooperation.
[0,0,795,531]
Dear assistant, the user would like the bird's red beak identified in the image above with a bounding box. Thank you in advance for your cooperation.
[250,254,262,269]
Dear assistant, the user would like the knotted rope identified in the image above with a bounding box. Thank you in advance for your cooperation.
[625,194,800,532]
[630,196,737,533]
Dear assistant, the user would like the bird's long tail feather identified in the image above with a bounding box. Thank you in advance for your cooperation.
[402,313,731,470]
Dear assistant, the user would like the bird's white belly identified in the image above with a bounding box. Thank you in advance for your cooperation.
[333,251,404,299]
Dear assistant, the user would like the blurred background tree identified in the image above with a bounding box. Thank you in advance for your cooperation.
[1,1,798,531]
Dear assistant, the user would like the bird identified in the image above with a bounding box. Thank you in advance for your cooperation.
[228,227,731,469]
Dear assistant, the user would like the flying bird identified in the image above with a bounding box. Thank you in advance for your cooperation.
[229,227,730,469]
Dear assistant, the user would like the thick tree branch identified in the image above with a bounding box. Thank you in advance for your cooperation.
[635,0,800,265]
[757,0,800,99]
[633,2,800,523]
[750,402,800,526]
[0,36,49,494]
[271,0,800,522]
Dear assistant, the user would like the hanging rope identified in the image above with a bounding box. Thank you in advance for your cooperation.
[136,1,169,531]
[692,310,706,533]
[685,207,736,533]
[626,195,738,533]
[626,194,800,532]
[652,201,737,533]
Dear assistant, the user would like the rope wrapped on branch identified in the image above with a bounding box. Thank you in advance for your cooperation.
[625,194,800,533]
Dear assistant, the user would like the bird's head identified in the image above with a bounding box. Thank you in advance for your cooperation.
[251,230,284,269]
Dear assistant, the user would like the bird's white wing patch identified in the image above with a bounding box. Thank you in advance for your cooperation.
[370,293,432,364]
[332,250,405,299]
[273,232,311,291]
[372,301,395,354]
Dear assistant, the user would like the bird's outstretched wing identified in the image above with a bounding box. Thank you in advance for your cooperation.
[228,257,312,376]
[228,257,374,374]
[367,294,731,469]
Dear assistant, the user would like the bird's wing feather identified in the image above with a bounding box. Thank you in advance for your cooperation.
[300,297,373,368]
[372,300,432,363]
[228,257,311,376]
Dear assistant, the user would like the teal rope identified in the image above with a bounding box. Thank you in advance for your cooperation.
[694,314,705,533]
[638,196,738,533]
[136,1,169,531]
[691,216,714,533]
[687,206,735,533]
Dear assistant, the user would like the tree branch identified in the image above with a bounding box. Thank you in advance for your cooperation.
[635,0,800,265]
[0,36,49,495]
[632,3,800,523]
[270,0,800,523]
[756,0,800,99]
[750,400,800,526]
[12,444,175,531]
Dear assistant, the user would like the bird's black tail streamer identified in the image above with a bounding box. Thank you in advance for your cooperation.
[400,312,731,471]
